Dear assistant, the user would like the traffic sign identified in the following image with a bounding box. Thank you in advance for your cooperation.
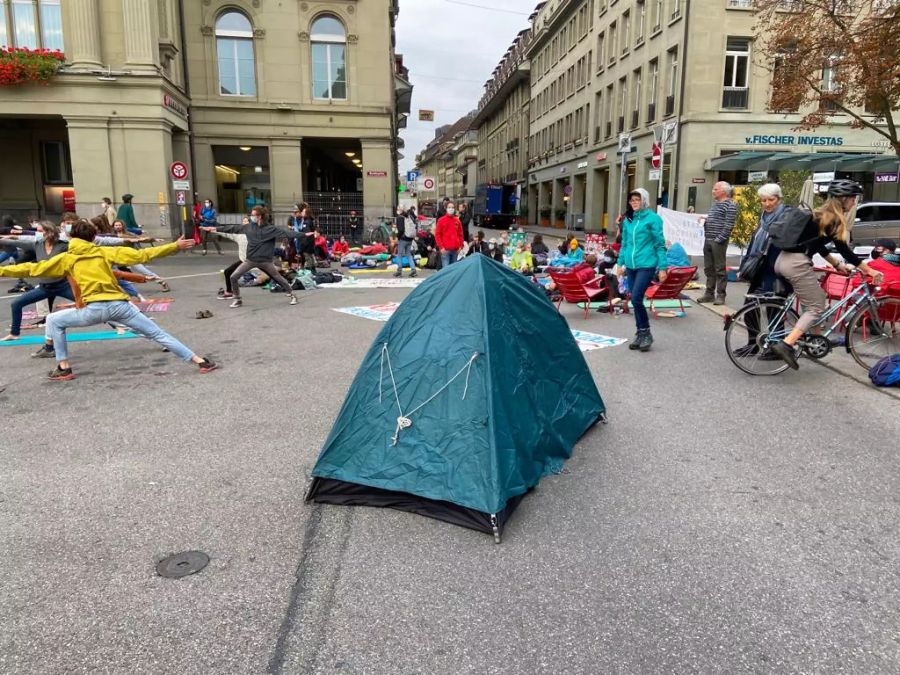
[170,161,189,180]
[617,133,632,154]
[175,191,186,206]
[649,169,662,181]
[420,176,436,191]
[172,179,191,191]
[651,142,662,169]
[407,170,420,182]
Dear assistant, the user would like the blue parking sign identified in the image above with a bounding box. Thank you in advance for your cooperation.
[407,170,420,182]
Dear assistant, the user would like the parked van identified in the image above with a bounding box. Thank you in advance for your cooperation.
[852,202,900,247]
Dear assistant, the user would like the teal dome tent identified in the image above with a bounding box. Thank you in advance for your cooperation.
[306,254,606,541]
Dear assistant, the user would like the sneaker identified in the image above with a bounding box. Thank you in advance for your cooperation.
[48,366,75,381]
[229,298,243,308]
[696,294,715,304]
[289,295,298,306]
[409,271,418,278]
[713,296,726,306]
[769,340,799,370]
[732,344,759,358]
[197,358,218,374]
[31,344,55,358]
[217,292,234,300]
[216,287,226,297]
[393,272,402,278]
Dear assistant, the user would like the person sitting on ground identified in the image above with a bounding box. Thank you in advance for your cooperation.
[509,242,534,274]
[332,235,350,258]
[666,240,692,268]
[314,229,330,261]
[557,233,577,257]
[467,230,490,256]
[0,219,216,380]
[530,234,550,267]
[487,238,504,263]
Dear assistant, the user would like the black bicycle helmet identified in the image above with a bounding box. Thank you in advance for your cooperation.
[826,179,863,198]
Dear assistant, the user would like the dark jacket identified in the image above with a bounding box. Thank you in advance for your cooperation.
[216,222,296,262]
[467,240,490,256]
[458,208,472,241]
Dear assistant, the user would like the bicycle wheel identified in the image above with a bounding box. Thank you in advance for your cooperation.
[725,299,799,376]
[845,297,900,370]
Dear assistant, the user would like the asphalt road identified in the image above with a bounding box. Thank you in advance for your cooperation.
[1,253,898,674]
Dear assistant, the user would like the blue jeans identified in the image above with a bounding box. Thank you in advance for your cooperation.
[10,280,75,336]
[396,239,414,271]
[441,249,459,268]
[626,267,656,331]
[0,249,19,265]
[46,301,195,362]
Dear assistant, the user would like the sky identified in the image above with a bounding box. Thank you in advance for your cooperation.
[395,0,535,175]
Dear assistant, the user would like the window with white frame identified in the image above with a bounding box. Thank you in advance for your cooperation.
[0,0,63,50]
[635,0,646,44]
[648,58,659,120]
[665,47,678,115]
[820,55,841,112]
[651,0,663,30]
[722,37,750,109]
[216,11,256,96]
[621,10,630,54]
[311,14,347,101]
[631,68,642,128]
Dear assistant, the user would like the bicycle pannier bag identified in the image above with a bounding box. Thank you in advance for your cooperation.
[767,207,817,251]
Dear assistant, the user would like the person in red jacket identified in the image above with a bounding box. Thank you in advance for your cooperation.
[332,235,350,258]
[434,201,464,268]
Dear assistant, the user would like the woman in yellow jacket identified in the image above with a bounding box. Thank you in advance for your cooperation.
[0,219,217,381]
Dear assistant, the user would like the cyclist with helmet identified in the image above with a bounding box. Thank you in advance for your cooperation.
[769,179,884,369]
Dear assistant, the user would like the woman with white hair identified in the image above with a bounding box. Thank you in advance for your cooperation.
[732,183,788,357]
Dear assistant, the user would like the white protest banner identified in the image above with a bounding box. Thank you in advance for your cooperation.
[658,207,706,256]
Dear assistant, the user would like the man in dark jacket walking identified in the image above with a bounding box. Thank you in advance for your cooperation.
[458,202,473,243]
[202,206,298,308]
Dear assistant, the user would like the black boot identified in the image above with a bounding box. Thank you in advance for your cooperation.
[629,330,643,350]
[639,329,653,352]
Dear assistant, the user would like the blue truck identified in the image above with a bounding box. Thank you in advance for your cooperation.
[474,184,517,228]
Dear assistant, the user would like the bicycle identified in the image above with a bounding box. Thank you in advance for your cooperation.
[368,218,393,245]
[724,269,900,376]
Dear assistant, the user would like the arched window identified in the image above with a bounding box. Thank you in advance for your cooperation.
[311,15,347,101]
[216,11,256,96]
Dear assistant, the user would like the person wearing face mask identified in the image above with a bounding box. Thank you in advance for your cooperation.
[199,199,222,256]
[201,206,299,308]
[435,201,464,268]
[863,239,900,285]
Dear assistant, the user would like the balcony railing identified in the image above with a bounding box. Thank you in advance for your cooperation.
[726,0,753,7]
[664,95,675,116]
[631,110,639,129]
[722,87,749,109]
[647,102,656,122]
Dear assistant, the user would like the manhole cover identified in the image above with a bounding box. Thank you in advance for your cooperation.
[156,550,210,578]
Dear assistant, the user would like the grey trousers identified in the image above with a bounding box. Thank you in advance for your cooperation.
[703,239,729,297]
[230,261,293,298]
[774,251,827,333]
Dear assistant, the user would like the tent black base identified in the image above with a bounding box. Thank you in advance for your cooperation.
[305,478,528,542]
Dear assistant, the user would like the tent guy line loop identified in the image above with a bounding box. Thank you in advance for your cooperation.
[379,343,480,446]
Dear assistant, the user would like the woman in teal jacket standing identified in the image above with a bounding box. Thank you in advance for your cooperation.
[617,188,668,351]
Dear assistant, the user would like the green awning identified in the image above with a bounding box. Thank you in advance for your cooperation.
[704,151,900,172]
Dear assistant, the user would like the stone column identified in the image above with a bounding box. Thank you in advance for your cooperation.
[123,0,160,72]
[192,142,216,207]
[361,139,394,225]
[67,0,103,69]
[551,179,562,223]
[64,117,114,210]
[270,139,304,219]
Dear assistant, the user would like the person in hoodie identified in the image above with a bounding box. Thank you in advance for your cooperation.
[616,188,668,351]
[434,201,464,267]
[198,198,222,255]
[0,219,216,381]
[202,206,299,308]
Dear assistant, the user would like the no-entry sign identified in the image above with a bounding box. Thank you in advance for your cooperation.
[170,161,189,180]
[651,143,662,169]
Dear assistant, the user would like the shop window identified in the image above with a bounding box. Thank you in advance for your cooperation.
[41,140,72,185]
[311,14,347,101]
[216,11,256,96]
[0,0,62,50]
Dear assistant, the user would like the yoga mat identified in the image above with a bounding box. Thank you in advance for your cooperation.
[577,299,691,309]
[0,331,140,347]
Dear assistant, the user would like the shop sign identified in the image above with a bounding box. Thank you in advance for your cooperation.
[875,172,899,183]
[596,152,607,161]
[744,134,844,147]
[62,189,76,211]
[748,171,768,182]
[163,94,188,118]
[366,170,388,177]
[692,177,706,184]
[576,161,589,169]
[813,171,835,183]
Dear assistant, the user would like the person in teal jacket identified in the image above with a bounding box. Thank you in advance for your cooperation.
[617,188,668,351]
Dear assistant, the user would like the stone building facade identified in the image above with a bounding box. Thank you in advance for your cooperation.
[0,0,409,234]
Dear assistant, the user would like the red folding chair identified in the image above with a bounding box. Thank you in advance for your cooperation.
[643,266,697,318]
[547,270,612,319]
